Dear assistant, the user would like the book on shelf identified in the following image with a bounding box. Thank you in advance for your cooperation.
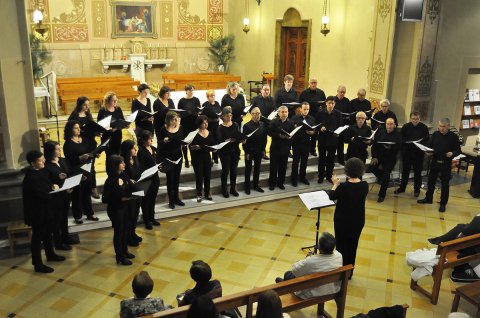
[462,119,470,129]
[469,89,480,102]
[475,106,480,115]
[464,105,472,116]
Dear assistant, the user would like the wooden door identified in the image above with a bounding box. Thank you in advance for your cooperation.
[283,27,308,92]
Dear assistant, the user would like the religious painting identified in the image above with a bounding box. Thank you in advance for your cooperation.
[111,1,157,38]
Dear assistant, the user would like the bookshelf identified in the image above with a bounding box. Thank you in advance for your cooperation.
[461,88,480,130]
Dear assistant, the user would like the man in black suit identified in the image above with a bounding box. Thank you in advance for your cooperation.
[291,102,316,186]
[371,99,398,130]
[274,74,298,117]
[299,78,326,156]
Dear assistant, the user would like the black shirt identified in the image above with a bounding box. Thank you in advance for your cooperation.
[242,120,268,154]
[63,137,96,169]
[217,123,242,155]
[274,87,298,107]
[427,130,461,162]
[189,132,215,161]
[344,124,372,159]
[137,145,158,175]
[102,172,133,212]
[349,98,372,122]
[98,107,125,154]
[202,101,221,135]
[291,114,315,149]
[372,110,398,130]
[268,118,295,154]
[153,98,175,136]
[157,126,185,161]
[401,122,430,153]
[132,98,154,133]
[251,95,276,118]
[178,97,200,133]
[372,128,402,161]
[329,181,369,232]
[220,94,245,126]
[22,168,53,225]
[316,109,342,147]
[299,88,326,118]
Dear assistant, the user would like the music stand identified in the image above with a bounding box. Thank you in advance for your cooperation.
[298,191,336,254]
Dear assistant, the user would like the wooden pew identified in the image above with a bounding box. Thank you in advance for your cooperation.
[56,76,140,114]
[162,73,241,91]
[410,233,480,305]
[144,264,353,318]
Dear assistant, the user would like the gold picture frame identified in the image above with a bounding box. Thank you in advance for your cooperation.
[111,1,157,38]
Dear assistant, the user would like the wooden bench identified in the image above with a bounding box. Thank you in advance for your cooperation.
[56,76,140,114]
[144,264,353,318]
[451,280,480,317]
[7,221,32,257]
[410,233,480,305]
[162,73,241,91]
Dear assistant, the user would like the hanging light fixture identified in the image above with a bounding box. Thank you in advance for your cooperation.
[321,0,330,37]
[243,0,250,34]
[256,0,261,5]
[32,1,48,36]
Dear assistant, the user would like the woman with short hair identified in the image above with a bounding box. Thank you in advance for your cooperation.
[132,83,154,136]
[178,84,201,168]
[98,91,125,157]
[220,82,245,128]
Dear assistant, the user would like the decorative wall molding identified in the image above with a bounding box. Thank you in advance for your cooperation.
[413,101,430,120]
[428,0,440,24]
[207,25,222,42]
[370,55,385,94]
[416,57,433,97]
[160,1,174,38]
[53,24,88,42]
[177,25,206,41]
[378,0,391,22]
[178,0,205,25]
[208,0,223,24]
[51,0,86,24]
[92,0,107,38]
[29,0,50,22]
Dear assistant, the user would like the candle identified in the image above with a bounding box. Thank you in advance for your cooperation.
[158,43,160,48]
[149,43,152,47]
[103,44,106,48]
[165,43,168,48]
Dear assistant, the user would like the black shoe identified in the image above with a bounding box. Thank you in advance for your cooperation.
[338,160,345,166]
[254,186,264,193]
[417,198,433,204]
[145,222,153,230]
[86,216,99,221]
[377,196,385,203]
[394,188,405,194]
[245,188,251,195]
[74,219,83,225]
[414,191,420,197]
[222,190,230,198]
[214,159,219,164]
[310,151,318,157]
[168,202,175,209]
[292,181,298,187]
[174,199,185,206]
[185,161,190,168]
[300,179,310,185]
[151,220,160,226]
[132,233,143,242]
[278,184,285,190]
[65,237,80,245]
[269,185,275,191]
[47,254,66,262]
[125,251,135,259]
[230,189,239,197]
[326,178,333,184]
[439,204,446,212]
[91,190,100,199]
[263,155,270,160]
[451,268,480,283]
[317,178,324,184]
[55,244,72,251]
[275,277,284,283]
[428,237,441,245]
[35,264,54,273]
[116,258,132,266]
[205,194,213,200]
[127,240,139,247]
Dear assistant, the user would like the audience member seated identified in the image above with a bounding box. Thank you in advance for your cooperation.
[256,290,291,318]
[351,304,405,318]
[120,271,172,318]
[428,214,480,282]
[187,295,229,318]
[275,232,343,299]
[179,260,222,306]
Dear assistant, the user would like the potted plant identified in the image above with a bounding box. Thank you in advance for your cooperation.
[29,33,51,82]
[208,34,235,73]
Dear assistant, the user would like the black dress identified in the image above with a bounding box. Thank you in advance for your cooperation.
[132,98,154,135]
[328,181,369,270]
[63,138,96,220]
[153,98,175,138]
[178,97,200,133]
[97,107,125,157]
[137,145,160,223]
[190,132,215,196]
[157,126,184,204]
[102,172,133,262]
[45,159,72,246]
[220,94,245,127]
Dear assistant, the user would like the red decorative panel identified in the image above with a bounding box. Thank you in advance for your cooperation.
[208,0,223,24]
[53,25,88,42]
[177,25,206,41]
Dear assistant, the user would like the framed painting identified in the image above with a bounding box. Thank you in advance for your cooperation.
[111,1,157,38]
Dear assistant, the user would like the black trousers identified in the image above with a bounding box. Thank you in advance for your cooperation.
[269,151,288,186]
[31,211,55,266]
[192,156,212,196]
[337,135,345,164]
[425,161,451,205]
[110,206,129,260]
[370,159,396,198]
[245,151,262,189]
[166,159,182,203]
[291,146,309,182]
[52,193,71,246]
[335,223,363,268]
[318,143,336,180]
[128,198,141,240]
[400,152,424,192]
[71,180,93,220]
[310,136,317,154]
[142,175,159,222]
[219,152,239,190]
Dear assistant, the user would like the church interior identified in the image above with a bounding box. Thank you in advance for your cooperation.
[1,0,480,317]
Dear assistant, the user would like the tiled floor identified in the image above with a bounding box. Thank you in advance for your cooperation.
[1,179,479,317]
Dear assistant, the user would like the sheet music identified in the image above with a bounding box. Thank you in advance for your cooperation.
[359,129,377,140]
[244,105,253,113]
[298,190,336,210]
[166,158,182,165]
[50,174,83,193]
[137,164,161,182]
[413,141,433,152]
[282,125,303,137]
[80,162,92,172]
[206,140,230,150]
[131,190,145,197]
[376,141,396,145]
[333,125,349,135]
[302,120,322,129]
[182,130,199,144]
[282,102,301,105]
[403,138,424,144]
[371,117,385,124]
[141,110,158,115]
[97,116,112,130]
[126,110,138,122]
[267,111,278,120]
[454,154,466,160]
[246,128,259,138]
